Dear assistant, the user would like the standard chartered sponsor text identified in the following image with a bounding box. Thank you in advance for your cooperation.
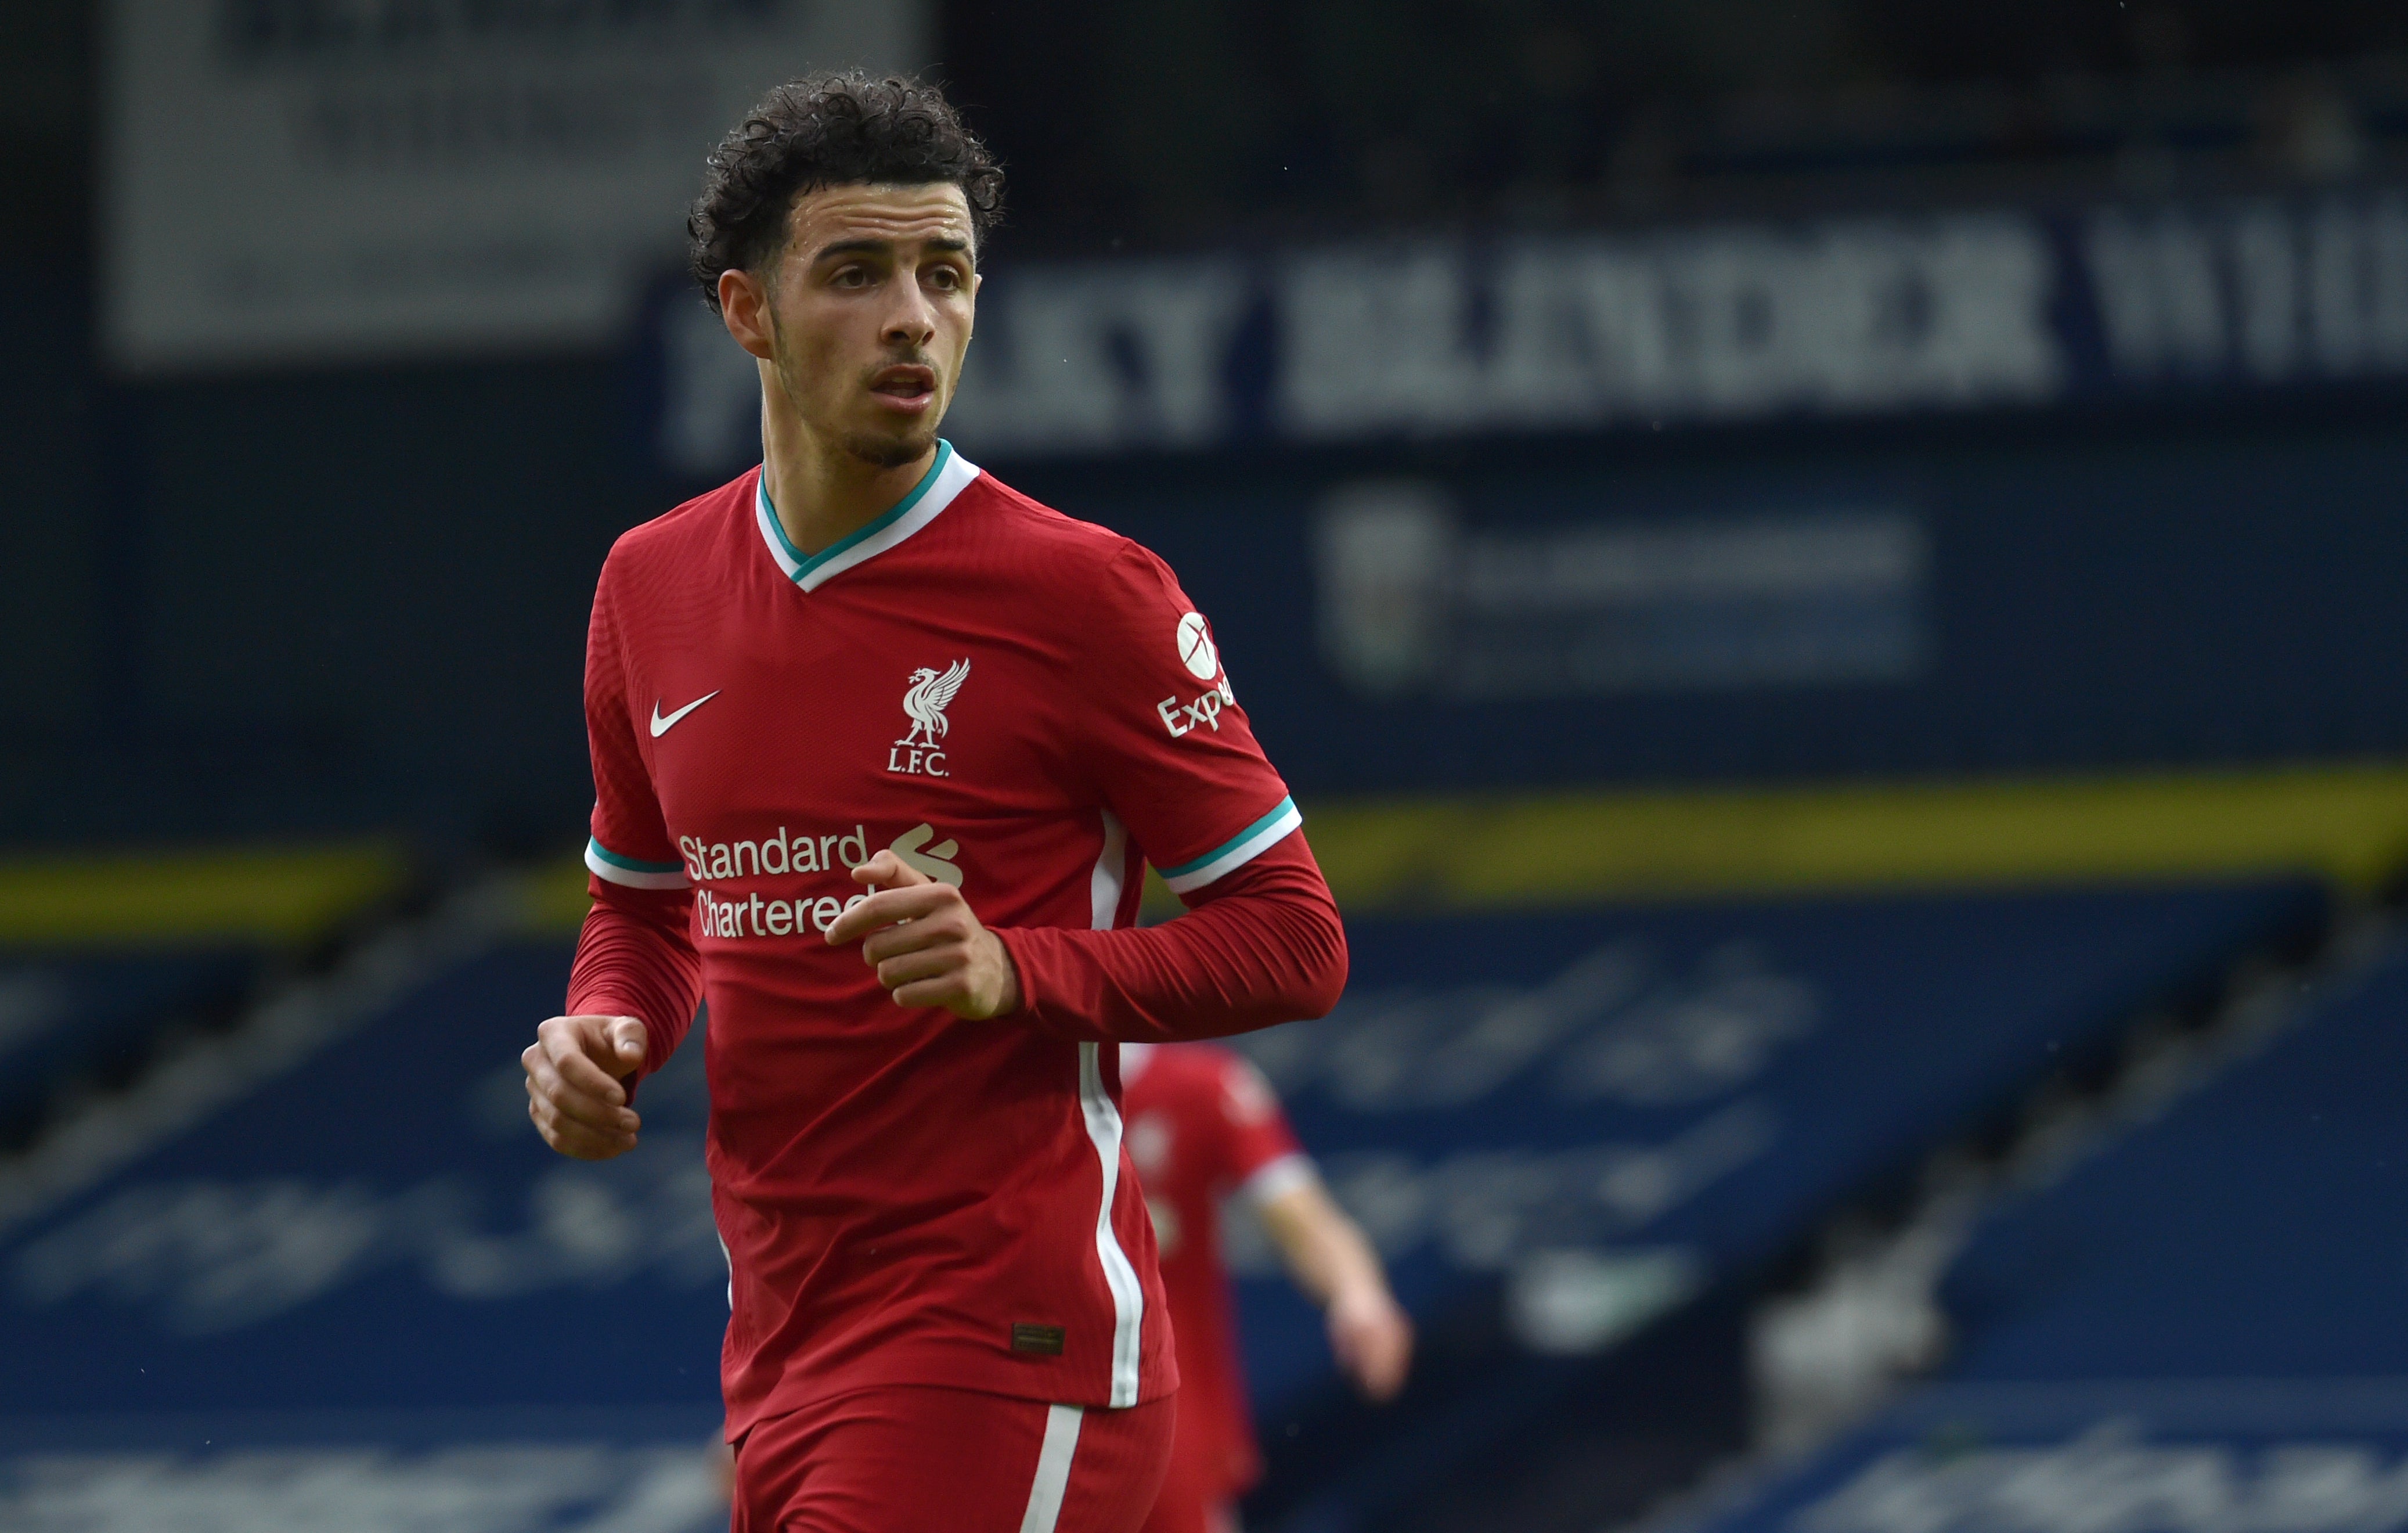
[685,823,872,941]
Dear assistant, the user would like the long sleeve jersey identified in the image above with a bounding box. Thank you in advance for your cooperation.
[567,443,1344,1436]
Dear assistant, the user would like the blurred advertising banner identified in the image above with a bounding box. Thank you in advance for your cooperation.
[104,0,925,372]
[1313,488,1929,699]
[650,189,2408,472]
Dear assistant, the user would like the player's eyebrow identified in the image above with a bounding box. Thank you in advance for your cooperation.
[809,235,974,264]
[809,238,895,264]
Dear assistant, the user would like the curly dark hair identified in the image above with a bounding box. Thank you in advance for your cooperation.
[687,71,1004,313]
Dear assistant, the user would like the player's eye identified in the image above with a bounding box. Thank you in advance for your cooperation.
[832,265,872,289]
[927,266,961,291]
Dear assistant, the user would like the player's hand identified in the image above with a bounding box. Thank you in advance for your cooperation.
[522,1014,647,1160]
[1328,1286,1414,1402]
[825,851,1022,1019]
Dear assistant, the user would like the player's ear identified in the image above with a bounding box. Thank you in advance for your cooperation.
[718,268,777,362]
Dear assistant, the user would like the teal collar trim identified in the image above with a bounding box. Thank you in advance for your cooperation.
[754,440,979,592]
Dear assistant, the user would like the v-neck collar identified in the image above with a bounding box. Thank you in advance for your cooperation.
[754,440,981,592]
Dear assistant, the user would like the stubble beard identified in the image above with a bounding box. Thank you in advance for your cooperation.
[768,322,943,472]
[837,424,937,470]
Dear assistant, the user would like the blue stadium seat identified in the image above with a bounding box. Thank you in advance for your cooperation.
[1638,917,2408,1533]
[0,951,258,1139]
[1233,881,2327,1420]
[1942,942,2408,1379]
[0,943,722,1418]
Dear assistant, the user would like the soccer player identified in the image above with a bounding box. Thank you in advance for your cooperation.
[1121,1043,1412,1533]
[516,73,1348,1533]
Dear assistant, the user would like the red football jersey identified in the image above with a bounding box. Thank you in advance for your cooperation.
[579,443,1306,1434]
[1121,1041,1311,1500]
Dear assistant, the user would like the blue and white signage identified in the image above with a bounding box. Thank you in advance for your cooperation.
[648,189,2408,471]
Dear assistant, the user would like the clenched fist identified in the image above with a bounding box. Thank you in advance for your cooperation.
[522,1013,648,1160]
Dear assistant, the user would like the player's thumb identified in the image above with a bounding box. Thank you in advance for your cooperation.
[601,1017,648,1079]
[852,850,932,889]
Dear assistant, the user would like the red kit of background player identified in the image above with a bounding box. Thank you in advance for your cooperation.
[1122,1043,1311,1519]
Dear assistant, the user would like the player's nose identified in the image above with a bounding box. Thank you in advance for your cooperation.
[880,284,939,347]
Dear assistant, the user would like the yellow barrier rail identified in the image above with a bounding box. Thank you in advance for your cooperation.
[516,760,2408,931]
[516,858,602,934]
[0,843,407,948]
[1306,762,2408,910]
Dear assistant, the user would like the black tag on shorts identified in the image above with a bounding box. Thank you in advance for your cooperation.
[1011,1323,1066,1356]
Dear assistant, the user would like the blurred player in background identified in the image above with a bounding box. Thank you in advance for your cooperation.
[1123,1042,1412,1533]
[520,72,1348,1533]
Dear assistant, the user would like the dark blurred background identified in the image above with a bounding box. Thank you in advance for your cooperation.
[954,0,2408,243]
[8,1,2408,851]
[6,5,2408,1531]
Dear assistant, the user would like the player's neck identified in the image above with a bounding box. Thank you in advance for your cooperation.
[759,412,938,556]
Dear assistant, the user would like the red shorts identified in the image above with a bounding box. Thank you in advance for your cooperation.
[730,1385,1176,1533]
[1134,1425,1240,1533]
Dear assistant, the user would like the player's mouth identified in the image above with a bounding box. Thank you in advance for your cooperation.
[868,365,938,414]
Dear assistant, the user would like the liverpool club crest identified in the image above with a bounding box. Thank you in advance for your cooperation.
[888,659,969,777]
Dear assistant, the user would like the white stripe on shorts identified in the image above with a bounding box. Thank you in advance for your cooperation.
[1018,1404,1086,1533]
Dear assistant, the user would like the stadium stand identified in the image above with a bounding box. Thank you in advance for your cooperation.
[1650,920,2408,1533]
[0,843,405,1149]
[0,934,734,1532]
[0,865,2323,1530]
[1231,881,2327,1533]
[1941,942,2408,1382]
[0,952,257,1144]
[0,941,725,1417]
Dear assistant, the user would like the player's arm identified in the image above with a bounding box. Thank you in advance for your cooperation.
[998,833,1343,1038]
[524,559,704,1161]
[1257,1172,1414,1402]
[527,879,701,1159]
[825,832,1343,1034]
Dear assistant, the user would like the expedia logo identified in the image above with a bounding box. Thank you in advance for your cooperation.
[1159,612,1235,737]
[1157,678,1235,737]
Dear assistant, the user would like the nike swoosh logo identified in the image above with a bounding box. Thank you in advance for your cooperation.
[648,691,720,738]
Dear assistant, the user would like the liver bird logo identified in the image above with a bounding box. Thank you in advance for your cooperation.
[897,659,971,750]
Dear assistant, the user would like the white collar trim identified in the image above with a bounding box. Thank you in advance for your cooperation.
[754,440,982,592]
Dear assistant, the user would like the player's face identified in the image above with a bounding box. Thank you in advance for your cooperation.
[764,181,979,470]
